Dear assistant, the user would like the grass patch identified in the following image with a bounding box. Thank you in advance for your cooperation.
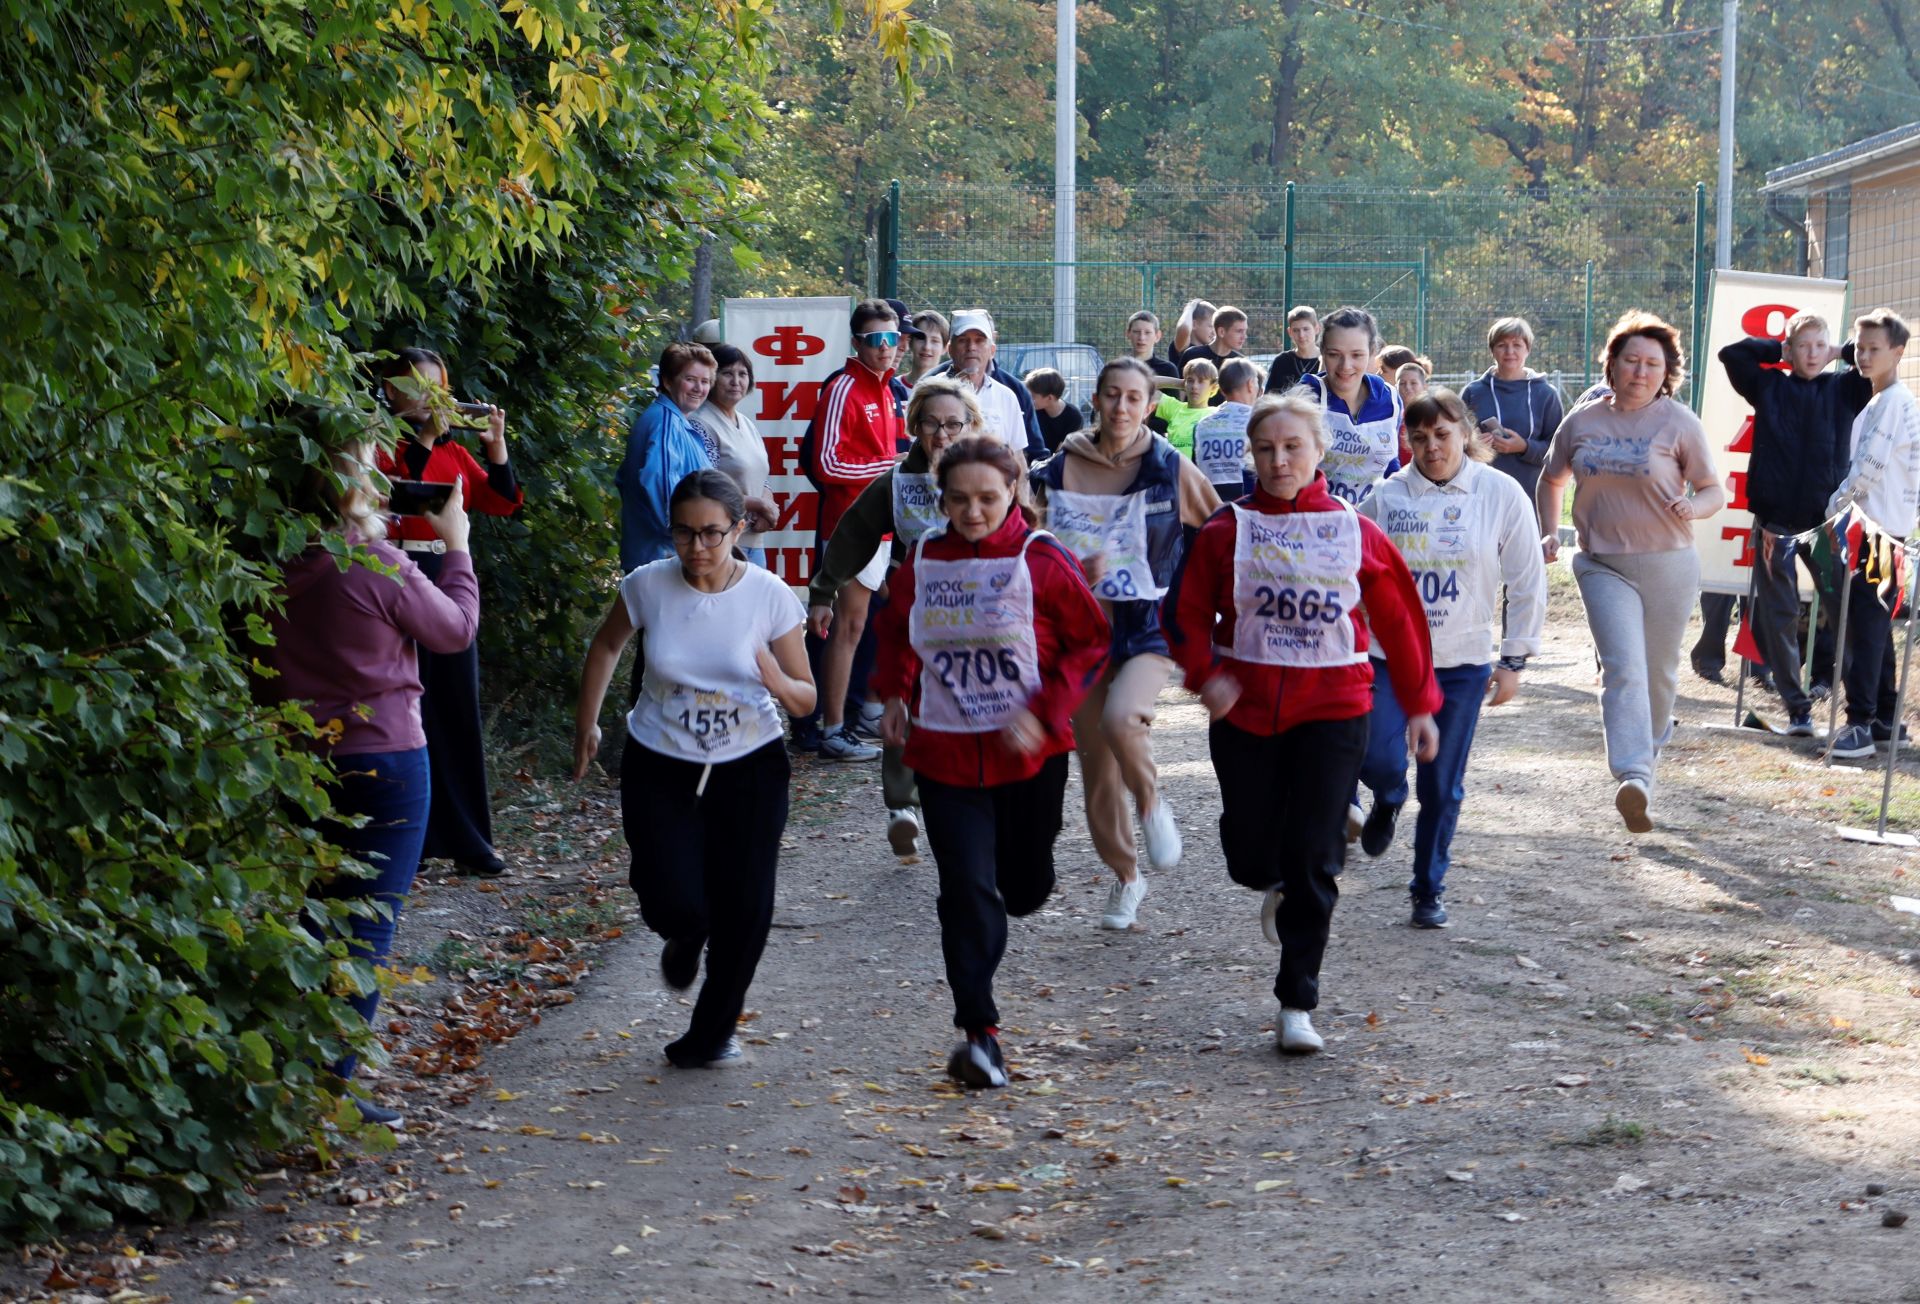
[424,937,526,982]
[524,897,625,940]
[1842,790,1920,833]
[1572,1115,1646,1147]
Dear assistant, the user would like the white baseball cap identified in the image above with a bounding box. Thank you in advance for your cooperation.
[949,308,996,342]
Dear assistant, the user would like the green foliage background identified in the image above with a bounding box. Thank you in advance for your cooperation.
[0,0,946,1242]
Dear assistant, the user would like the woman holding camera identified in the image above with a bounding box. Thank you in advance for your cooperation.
[265,435,479,1126]
[376,348,524,878]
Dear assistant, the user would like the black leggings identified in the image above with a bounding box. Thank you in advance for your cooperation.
[621,737,790,1054]
[1209,716,1368,1011]
[918,753,1070,1031]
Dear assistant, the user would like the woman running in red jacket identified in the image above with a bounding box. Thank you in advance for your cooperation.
[1164,392,1442,1054]
[873,438,1111,1089]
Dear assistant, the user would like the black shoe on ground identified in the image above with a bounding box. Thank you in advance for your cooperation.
[1785,711,1814,737]
[453,851,507,878]
[1752,668,1775,692]
[1410,895,1448,929]
[1360,800,1402,858]
[660,938,703,991]
[1809,681,1832,703]
[665,1035,745,1069]
[1871,720,1911,747]
[355,1098,406,1129]
[946,1029,1009,1089]
[1690,655,1724,684]
[788,721,825,754]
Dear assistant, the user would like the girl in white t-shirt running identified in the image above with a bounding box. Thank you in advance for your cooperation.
[573,470,816,1069]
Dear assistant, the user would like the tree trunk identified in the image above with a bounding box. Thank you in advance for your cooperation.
[1266,0,1306,171]
[689,237,714,336]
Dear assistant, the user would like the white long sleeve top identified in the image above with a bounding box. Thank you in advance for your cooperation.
[1358,457,1548,667]
[1828,381,1920,540]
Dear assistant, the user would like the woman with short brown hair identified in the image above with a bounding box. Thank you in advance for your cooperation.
[1536,312,1725,834]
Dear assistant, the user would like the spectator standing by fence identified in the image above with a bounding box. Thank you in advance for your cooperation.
[1462,318,1565,502]
[1266,306,1324,394]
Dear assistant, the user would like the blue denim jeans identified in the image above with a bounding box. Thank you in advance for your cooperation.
[310,746,431,1078]
[1359,659,1491,899]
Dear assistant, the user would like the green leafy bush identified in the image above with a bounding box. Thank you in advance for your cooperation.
[0,0,786,1241]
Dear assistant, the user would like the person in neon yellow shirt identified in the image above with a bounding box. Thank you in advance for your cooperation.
[1154,357,1218,457]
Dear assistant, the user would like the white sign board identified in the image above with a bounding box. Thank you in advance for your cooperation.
[1694,269,1849,596]
[722,296,853,586]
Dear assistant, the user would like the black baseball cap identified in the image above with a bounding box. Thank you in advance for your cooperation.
[886,299,925,339]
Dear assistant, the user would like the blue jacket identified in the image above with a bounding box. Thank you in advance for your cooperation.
[618,395,711,572]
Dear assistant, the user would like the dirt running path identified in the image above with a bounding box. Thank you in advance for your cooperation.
[10,590,1920,1303]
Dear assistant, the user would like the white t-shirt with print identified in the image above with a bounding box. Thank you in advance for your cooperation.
[622,559,805,764]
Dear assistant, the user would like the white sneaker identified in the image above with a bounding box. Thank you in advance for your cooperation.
[1345,803,1365,843]
[1141,800,1183,871]
[1278,1008,1324,1054]
[1260,887,1285,946]
[1614,778,1653,834]
[1100,875,1148,930]
[886,807,921,860]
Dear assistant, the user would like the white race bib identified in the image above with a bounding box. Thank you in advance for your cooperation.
[909,536,1043,733]
[1193,406,1250,487]
[1230,504,1367,666]
[1376,490,1481,634]
[1319,416,1399,505]
[1046,489,1164,603]
[891,471,944,545]
[648,681,768,757]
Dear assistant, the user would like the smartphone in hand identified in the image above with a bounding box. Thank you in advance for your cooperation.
[451,400,494,429]
[386,479,456,516]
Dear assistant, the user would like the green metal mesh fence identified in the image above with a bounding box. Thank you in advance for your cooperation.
[884,182,1809,393]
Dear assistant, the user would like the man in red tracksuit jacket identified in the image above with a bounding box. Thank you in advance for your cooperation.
[797,298,904,759]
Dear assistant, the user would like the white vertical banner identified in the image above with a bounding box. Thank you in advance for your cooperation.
[722,296,852,587]
[1694,269,1849,596]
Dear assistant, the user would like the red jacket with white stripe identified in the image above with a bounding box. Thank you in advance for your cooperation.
[1162,473,1442,736]
[808,361,903,539]
[872,511,1111,788]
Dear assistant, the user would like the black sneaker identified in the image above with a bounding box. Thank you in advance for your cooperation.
[946,1029,1009,1089]
[1871,720,1911,747]
[660,938,702,991]
[453,851,507,878]
[1690,655,1725,684]
[1785,711,1814,737]
[1360,800,1402,858]
[1410,895,1448,929]
[355,1098,406,1129]
[665,1035,745,1069]
[1809,681,1832,703]
[788,721,825,754]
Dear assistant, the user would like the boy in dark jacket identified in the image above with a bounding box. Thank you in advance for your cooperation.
[1717,312,1873,728]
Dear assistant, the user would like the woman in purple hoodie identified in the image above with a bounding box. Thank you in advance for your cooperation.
[262,438,479,1128]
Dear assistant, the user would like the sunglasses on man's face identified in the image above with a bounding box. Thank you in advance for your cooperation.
[855,330,902,349]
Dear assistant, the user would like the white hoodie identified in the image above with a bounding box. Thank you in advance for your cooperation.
[1358,457,1548,668]
[1828,381,1920,539]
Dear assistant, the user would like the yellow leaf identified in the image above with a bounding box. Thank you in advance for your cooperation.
[1741,1047,1770,1066]
[517,6,544,49]
[1164,1176,1189,1187]
[494,1090,522,1101]
[516,1125,556,1137]
[1254,1180,1288,1193]
[609,42,629,61]
[413,1,430,40]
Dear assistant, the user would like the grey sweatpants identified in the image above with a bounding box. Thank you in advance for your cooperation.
[1572,548,1700,787]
